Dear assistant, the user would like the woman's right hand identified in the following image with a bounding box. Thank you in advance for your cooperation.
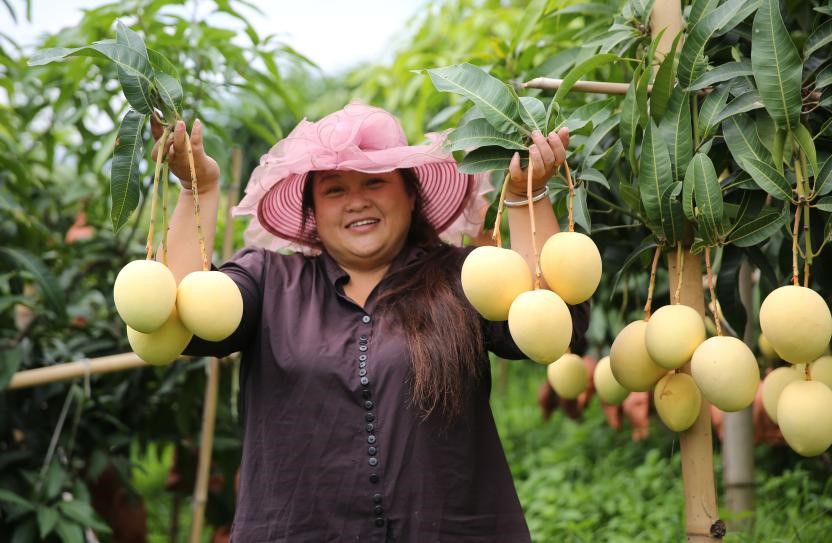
[151,116,220,192]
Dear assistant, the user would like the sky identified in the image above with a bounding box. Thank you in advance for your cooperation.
[1,0,426,74]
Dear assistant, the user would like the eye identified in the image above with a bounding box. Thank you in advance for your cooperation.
[322,185,344,196]
[366,177,386,187]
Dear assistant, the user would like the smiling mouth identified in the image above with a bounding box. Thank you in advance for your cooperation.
[346,218,380,229]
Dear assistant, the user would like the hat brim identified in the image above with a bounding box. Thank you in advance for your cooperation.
[256,162,474,247]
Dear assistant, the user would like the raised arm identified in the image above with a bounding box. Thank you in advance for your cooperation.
[506,128,569,284]
[151,117,221,283]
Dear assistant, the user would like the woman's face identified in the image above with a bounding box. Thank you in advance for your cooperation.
[312,170,415,271]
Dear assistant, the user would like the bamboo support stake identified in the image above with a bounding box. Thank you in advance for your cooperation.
[8,353,148,390]
[523,77,652,95]
[189,147,243,543]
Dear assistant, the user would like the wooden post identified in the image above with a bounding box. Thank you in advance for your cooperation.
[8,353,148,390]
[188,147,242,543]
[654,2,721,541]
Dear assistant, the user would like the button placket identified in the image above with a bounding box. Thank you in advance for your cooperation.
[357,314,385,527]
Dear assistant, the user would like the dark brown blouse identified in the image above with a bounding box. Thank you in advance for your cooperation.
[185,244,589,542]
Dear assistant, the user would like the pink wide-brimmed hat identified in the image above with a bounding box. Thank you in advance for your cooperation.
[233,101,490,251]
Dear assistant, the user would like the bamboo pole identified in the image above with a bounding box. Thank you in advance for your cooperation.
[653,3,721,541]
[522,77,643,95]
[7,353,148,390]
[189,147,242,543]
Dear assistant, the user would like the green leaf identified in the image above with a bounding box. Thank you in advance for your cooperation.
[638,121,675,241]
[815,197,832,212]
[804,19,832,57]
[427,64,525,134]
[815,157,832,197]
[55,522,84,543]
[447,119,527,152]
[0,344,23,389]
[659,87,692,183]
[688,0,719,28]
[771,127,788,173]
[716,245,748,335]
[661,182,684,245]
[154,73,183,116]
[688,60,753,91]
[43,460,66,500]
[689,154,724,244]
[11,519,37,543]
[620,69,641,172]
[709,90,764,127]
[458,146,517,174]
[555,98,614,133]
[0,489,36,511]
[110,109,147,232]
[683,158,696,221]
[816,65,832,89]
[518,96,547,134]
[792,123,819,178]
[57,500,110,533]
[651,32,682,122]
[728,206,788,246]
[580,116,619,166]
[698,84,732,140]
[751,0,802,132]
[678,0,750,88]
[577,168,610,189]
[610,238,658,299]
[0,248,66,317]
[744,158,794,201]
[573,185,591,233]
[553,53,620,104]
[511,0,548,53]
[37,505,59,539]
[723,114,771,172]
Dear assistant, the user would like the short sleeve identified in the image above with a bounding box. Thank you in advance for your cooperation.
[183,246,265,358]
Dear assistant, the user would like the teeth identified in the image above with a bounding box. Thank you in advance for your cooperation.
[349,219,378,228]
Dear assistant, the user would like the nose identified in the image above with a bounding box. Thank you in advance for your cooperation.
[344,187,371,212]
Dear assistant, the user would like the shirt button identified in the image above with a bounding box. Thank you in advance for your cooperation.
[368,446,377,455]
[364,400,374,409]
[369,457,378,466]
[369,474,379,484]
[359,361,367,368]
[374,517,385,527]
[372,493,383,504]
[359,354,368,361]
[374,505,384,516]
[362,315,371,324]
[359,368,367,376]
[360,377,369,386]
[365,413,375,422]
[360,335,368,341]
[368,435,377,444]
[366,423,374,432]
[359,345,368,352]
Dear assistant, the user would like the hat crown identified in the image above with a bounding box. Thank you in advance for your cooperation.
[315,101,407,153]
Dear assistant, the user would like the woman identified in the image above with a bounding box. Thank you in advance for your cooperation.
[153,102,588,542]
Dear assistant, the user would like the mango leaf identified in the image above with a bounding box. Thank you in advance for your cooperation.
[792,123,819,178]
[815,157,832,197]
[660,182,684,245]
[688,60,753,91]
[678,0,749,89]
[698,83,732,140]
[154,74,183,115]
[723,114,770,172]
[111,110,147,232]
[553,53,620,104]
[427,64,525,134]
[447,119,527,152]
[618,181,641,213]
[510,0,548,54]
[659,87,692,183]
[815,197,832,212]
[682,159,696,220]
[728,205,788,246]
[55,523,84,543]
[713,0,762,37]
[555,98,614,134]
[638,121,675,241]
[816,65,832,89]
[709,90,764,127]
[688,0,719,28]
[771,127,788,173]
[744,158,794,201]
[610,238,659,300]
[580,116,619,166]
[37,505,59,539]
[651,32,682,122]
[0,489,35,511]
[732,190,766,231]
[751,0,802,132]
[518,96,547,134]
[577,168,610,189]
[29,40,155,114]
[716,245,748,336]
[690,153,724,244]
[0,248,65,317]
[620,69,641,172]
[805,19,832,58]
[458,146,518,173]
[57,501,110,533]
[572,185,591,233]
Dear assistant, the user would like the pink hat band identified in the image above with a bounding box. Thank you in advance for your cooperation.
[233,101,488,249]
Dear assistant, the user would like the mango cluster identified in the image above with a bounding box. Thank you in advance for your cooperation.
[114,260,243,365]
[461,232,601,399]
[758,285,832,456]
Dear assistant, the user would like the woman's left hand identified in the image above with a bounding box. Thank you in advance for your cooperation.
[507,128,569,197]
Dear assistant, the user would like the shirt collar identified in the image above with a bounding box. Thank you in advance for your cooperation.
[319,244,428,287]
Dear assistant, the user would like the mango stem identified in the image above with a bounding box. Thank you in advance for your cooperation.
[492,172,512,248]
[183,129,209,272]
[705,247,721,337]
[644,245,662,320]
[146,127,171,260]
[527,161,541,289]
[564,161,575,233]
[673,241,684,305]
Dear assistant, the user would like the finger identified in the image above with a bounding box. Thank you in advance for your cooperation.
[508,151,523,185]
[150,113,164,141]
[172,119,186,154]
[531,131,554,171]
[557,126,569,149]
[529,144,545,180]
[151,139,161,161]
[190,118,203,149]
[548,130,567,167]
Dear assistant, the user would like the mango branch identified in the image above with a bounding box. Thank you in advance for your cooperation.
[644,245,662,319]
[795,157,813,287]
[183,130,210,272]
[492,172,512,248]
[791,203,802,287]
[674,241,684,305]
[146,127,171,260]
[704,247,721,337]
[161,162,170,266]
